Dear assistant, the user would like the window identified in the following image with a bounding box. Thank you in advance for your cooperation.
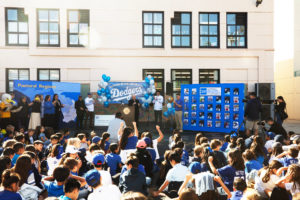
[171,12,192,48]
[171,69,192,96]
[143,12,164,48]
[37,69,60,81]
[37,9,60,46]
[67,10,89,47]
[227,13,247,48]
[6,68,30,92]
[199,69,220,84]
[5,8,29,46]
[143,69,164,93]
[199,13,219,48]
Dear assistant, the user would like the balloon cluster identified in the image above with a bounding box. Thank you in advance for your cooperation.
[97,74,111,107]
[163,96,175,117]
[140,75,156,109]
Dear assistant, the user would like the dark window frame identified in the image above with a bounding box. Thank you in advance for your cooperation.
[37,8,60,47]
[199,12,220,48]
[199,69,220,84]
[171,69,193,95]
[142,69,165,94]
[142,11,164,48]
[171,12,192,48]
[37,68,61,81]
[5,7,29,46]
[226,12,248,48]
[6,68,30,93]
[67,9,90,47]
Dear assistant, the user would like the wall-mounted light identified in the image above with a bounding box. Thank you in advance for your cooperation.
[256,0,263,7]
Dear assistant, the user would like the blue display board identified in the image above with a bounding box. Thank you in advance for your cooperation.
[181,83,245,133]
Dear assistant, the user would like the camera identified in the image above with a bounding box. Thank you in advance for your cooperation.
[257,121,265,126]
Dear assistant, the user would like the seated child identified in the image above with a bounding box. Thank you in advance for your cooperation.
[105,143,123,176]
[276,146,299,167]
[243,149,263,174]
[230,178,247,200]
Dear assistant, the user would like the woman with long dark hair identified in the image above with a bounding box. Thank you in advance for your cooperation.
[18,96,30,130]
[52,94,64,131]
[275,96,287,125]
[44,95,55,128]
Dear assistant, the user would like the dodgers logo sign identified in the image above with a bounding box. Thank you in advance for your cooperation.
[108,82,145,103]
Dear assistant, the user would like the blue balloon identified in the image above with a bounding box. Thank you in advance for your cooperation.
[105,76,111,82]
[102,74,107,80]
[144,103,149,108]
[143,83,148,88]
[101,88,105,93]
[144,93,149,99]
[163,111,169,117]
[97,90,101,96]
[145,77,150,83]
[104,101,109,107]
[107,94,111,99]
[105,88,110,94]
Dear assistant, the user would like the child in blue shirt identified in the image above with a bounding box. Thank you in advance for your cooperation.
[276,147,299,167]
[243,149,263,174]
[99,132,110,153]
[221,135,230,152]
[105,143,123,176]
[230,178,247,200]
[11,142,25,166]
[0,169,22,200]
[58,178,81,200]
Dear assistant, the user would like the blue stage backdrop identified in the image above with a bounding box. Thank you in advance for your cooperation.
[13,80,81,127]
[108,82,145,104]
[181,83,245,133]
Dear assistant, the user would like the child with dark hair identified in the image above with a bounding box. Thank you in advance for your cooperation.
[135,140,153,177]
[45,135,60,158]
[11,142,25,166]
[236,138,246,153]
[3,147,15,160]
[221,135,231,152]
[276,164,300,197]
[92,153,112,185]
[47,144,61,176]
[119,122,138,151]
[250,136,266,165]
[0,156,11,184]
[276,146,299,167]
[25,129,35,144]
[243,149,263,174]
[169,129,181,149]
[99,132,110,152]
[209,139,227,169]
[174,140,189,166]
[58,178,81,200]
[194,132,203,146]
[105,143,123,176]
[14,133,25,143]
[63,158,80,176]
[77,133,88,150]
[0,169,22,200]
[231,178,247,200]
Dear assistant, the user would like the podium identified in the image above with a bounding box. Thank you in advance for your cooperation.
[119,104,135,126]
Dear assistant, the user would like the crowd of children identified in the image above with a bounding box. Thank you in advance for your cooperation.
[0,121,300,200]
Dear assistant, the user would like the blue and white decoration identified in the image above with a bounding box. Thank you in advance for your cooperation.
[139,75,156,109]
[97,74,112,107]
[163,97,175,117]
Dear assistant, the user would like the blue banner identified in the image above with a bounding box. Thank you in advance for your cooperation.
[108,82,145,104]
[13,80,81,126]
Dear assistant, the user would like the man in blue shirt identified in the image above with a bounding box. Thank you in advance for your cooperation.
[174,93,183,131]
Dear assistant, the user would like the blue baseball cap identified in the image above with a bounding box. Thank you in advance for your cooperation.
[266,132,275,140]
[92,136,101,144]
[143,137,151,146]
[92,153,105,166]
[85,169,101,187]
[188,161,202,174]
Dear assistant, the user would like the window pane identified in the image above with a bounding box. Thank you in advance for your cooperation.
[8,22,18,32]
[237,25,245,35]
[209,25,218,35]
[19,34,28,44]
[200,36,209,46]
[7,9,18,21]
[39,22,48,32]
[209,14,218,24]
[49,10,59,21]
[209,37,218,46]
[70,35,78,44]
[49,34,59,44]
[181,13,190,24]
[200,14,208,24]
[227,14,236,24]
[227,25,236,35]
[182,36,190,46]
[228,37,236,46]
[79,35,88,46]
[39,10,48,21]
[153,13,162,23]
[172,25,180,35]
[8,70,18,80]
[40,34,48,44]
[50,70,59,80]
[181,25,190,35]
[172,36,180,46]
[237,37,245,47]
[39,70,49,80]
[8,34,18,44]
[19,22,28,32]
[153,25,162,34]
[144,36,152,46]
[19,70,29,80]
[143,13,152,23]
[200,25,209,35]
[69,23,78,33]
[144,25,152,34]
[153,36,162,46]
[69,11,78,22]
[9,81,14,92]
[49,23,58,33]
[79,23,88,33]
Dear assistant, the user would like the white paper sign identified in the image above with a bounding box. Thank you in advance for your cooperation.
[199,87,221,96]
[94,115,115,126]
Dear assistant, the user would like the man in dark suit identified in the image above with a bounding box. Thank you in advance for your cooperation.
[128,95,140,126]
[75,95,87,130]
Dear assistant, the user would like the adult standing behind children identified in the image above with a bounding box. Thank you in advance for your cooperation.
[84,93,95,130]
[107,112,126,143]
[28,95,41,130]
[244,92,262,137]
[52,94,64,131]
[75,95,87,130]
[174,93,183,131]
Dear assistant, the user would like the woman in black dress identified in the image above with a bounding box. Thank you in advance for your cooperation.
[274,96,287,125]
[52,94,64,131]
[18,96,30,130]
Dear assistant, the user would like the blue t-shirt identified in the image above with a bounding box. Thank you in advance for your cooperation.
[245,160,263,174]
[59,195,72,200]
[146,148,157,163]
[39,133,47,141]
[125,136,138,150]
[175,99,183,111]
[181,150,189,166]
[11,154,21,165]
[217,165,245,191]
[105,141,110,151]
[281,157,299,167]
[256,155,264,165]
[44,181,64,197]
[230,191,243,200]
[220,142,229,152]
[121,164,146,175]
[105,153,122,176]
[0,190,22,200]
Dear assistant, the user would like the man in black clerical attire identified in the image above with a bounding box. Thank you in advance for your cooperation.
[128,95,140,126]
[75,95,87,130]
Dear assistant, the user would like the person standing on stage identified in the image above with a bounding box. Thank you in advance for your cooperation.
[174,93,183,131]
[75,95,86,130]
[153,91,164,126]
[128,95,140,126]
[52,94,64,131]
[43,95,55,128]
[85,92,95,130]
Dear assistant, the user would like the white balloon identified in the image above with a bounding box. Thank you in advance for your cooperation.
[147,88,152,94]
[98,98,103,103]
[146,98,152,104]
[150,79,155,85]
[152,89,156,94]
[143,91,147,95]
[141,97,146,103]
[147,75,152,79]
[98,83,102,88]
[167,103,172,109]
[102,96,107,102]
[103,82,108,88]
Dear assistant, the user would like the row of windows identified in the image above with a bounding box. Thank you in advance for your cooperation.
[143,12,247,48]
[4,8,247,48]
[6,68,220,94]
